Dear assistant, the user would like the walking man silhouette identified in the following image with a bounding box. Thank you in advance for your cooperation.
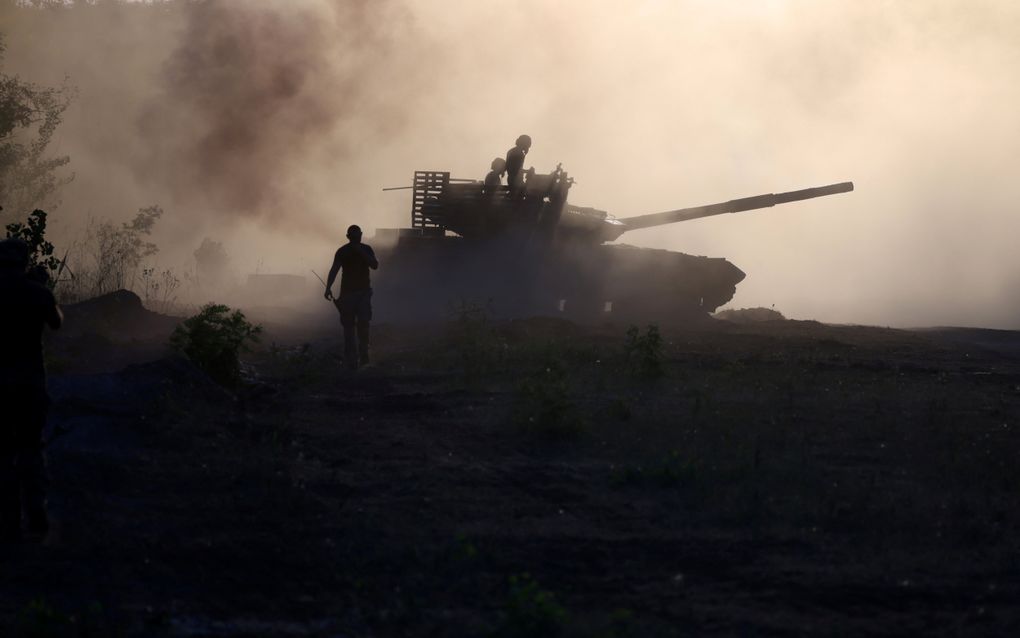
[325,225,378,369]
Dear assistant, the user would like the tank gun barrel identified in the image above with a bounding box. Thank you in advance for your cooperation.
[610,181,853,240]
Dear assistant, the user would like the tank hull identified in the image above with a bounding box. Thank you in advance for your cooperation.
[371,233,745,324]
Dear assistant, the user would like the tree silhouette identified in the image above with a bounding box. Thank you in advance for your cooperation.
[0,34,75,220]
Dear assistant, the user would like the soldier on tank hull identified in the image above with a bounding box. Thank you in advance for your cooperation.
[483,157,507,198]
[325,225,379,370]
[505,134,531,199]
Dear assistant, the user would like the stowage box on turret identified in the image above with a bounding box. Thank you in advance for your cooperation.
[371,165,852,323]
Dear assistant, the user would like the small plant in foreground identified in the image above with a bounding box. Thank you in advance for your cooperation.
[5,209,61,281]
[624,324,664,379]
[493,573,567,637]
[139,266,181,314]
[453,533,480,561]
[265,342,318,381]
[513,361,582,437]
[447,300,505,380]
[17,598,69,638]
[169,303,261,387]
[597,608,637,638]
[610,450,697,489]
[606,397,632,422]
[18,598,118,638]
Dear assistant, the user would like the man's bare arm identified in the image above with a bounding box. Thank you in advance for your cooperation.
[325,251,342,299]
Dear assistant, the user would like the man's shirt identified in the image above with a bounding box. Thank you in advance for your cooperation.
[0,272,59,383]
[331,243,376,294]
[483,170,503,196]
[505,146,526,184]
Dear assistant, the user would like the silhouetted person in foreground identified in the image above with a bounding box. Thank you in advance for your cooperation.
[483,157,507,197]
[0,238,62,543]
[325,225,378,370]
[505,134,531,198]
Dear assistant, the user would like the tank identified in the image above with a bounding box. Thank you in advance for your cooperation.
[372,167,852,323]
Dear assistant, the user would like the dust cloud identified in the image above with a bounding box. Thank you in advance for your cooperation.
[2,0,1019,327]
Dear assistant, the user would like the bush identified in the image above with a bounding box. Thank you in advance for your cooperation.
[512,360,582,437]
[169,303,261,387]
[447,300,506,382]
[139,267,181,315]
[70,205,163,300]
[493,573,567,637]
[610,450,698,489]
[4,208,61,282]
[193,237,230,286]
[714,306,786,323]
[17,598,118,638]
[624,324,664,379]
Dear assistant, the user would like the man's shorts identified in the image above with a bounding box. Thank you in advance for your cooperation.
[335,289,373,325]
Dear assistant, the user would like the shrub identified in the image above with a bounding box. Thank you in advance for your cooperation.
[169,303,261,387]
[609,450,698,489]
[624,324,664,379]
[17,598,118,638]
[193,237,230,286]
[606,397,632,422]
[49,206,165,302]
[139,267,181,314]
[447,300,505,381]
[714,306,786,323]
[512,361,582,437]
[493,573,567,637]
[4,208,61,281]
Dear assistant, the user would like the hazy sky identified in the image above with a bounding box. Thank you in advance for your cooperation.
[3,0,1020,327]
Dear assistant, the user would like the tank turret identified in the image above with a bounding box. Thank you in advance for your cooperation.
[402,167,852,244]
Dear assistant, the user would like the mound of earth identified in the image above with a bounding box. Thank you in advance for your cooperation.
[60,289,180,340]
[49,290,182,373]
[713,306,786,323]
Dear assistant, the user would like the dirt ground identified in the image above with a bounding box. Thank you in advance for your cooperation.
[2,310,1020,637]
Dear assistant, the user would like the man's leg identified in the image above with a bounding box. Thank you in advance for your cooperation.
[0,450,20,541]
[17,397,48,537]
[338,299,358,369]
[357,319,370,365]
[0,390,24,541]
[357,290,373,365]
[19,445,47,536]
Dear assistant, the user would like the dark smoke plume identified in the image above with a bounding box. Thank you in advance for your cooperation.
[137,0,418,225]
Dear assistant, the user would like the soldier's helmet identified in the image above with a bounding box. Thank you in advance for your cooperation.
[515,134,532,150]
[0,238,30,270]
[490,157,507,172]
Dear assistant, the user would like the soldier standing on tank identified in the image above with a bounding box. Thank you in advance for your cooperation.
[483,157,507,198]
[324,225,378,370]
[505,134,531,198]
[0,238,62,543]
